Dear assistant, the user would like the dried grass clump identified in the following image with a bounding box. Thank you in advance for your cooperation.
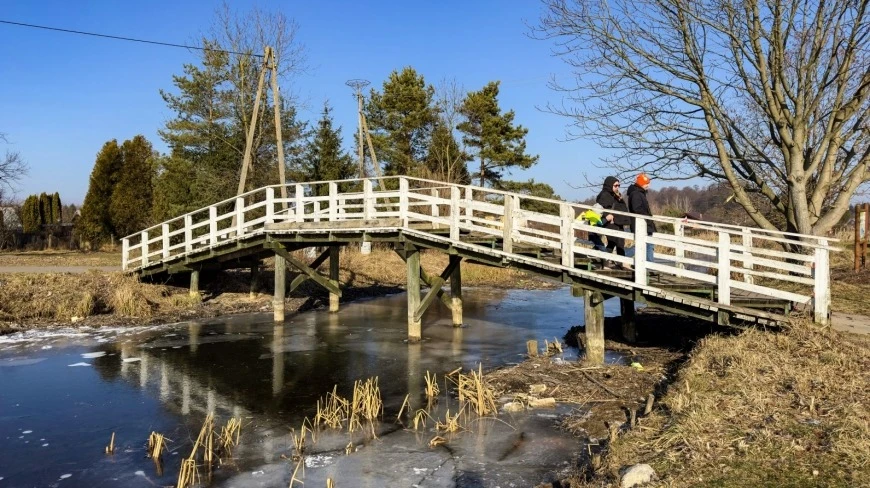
[424,371,440,402]
[218,417,242,459]
[109,276,155,317]
[599,322,870,487]
[456,364,498,416]
[176,413,215,488]
[147,431,167,459]
[349,377,382,435]
[315,385,349,430]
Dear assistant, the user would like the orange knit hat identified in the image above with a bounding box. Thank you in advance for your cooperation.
[636,173,651,186]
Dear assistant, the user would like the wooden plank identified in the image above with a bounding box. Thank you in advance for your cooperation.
[272,245,342,297]
[266,218,403,231]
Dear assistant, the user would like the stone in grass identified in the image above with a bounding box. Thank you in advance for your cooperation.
[528,397,556,408]
[620,464,657,488]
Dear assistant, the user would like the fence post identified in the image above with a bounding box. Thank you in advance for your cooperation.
[717,232,731,305]
[142,231,150,266]
[464,187,474,227]
[503,195,514,254]
[633,218,647,285]
[742,229,754,284]
[209,206,218,245]
[184,215,193,253]
[560,204,575,268]
[121,238,129,271]
[430,188,439,223]
[450,186,460,240]
[235,197,245,236]
[295,184,304,222]
[813,239,831,325]
[162,224,170,259]
[674,220,685,270]
[265,187,275,224]
[363,179,374,219]
[399,177,409,226]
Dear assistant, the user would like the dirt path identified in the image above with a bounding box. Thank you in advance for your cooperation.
[0,265,119,273]
[832,312,870,335]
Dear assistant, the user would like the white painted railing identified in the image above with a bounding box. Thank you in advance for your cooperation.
[122,176,836,323]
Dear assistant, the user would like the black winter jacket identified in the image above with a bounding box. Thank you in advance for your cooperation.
[627,183,657,233]
[596,176,630,227]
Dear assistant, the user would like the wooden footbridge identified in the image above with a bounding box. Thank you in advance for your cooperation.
[122,177,834,363]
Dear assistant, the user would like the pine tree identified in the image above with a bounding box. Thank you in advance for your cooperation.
[79,140,123,242]
[458,81,539,187]
[21,195,40,232]
[51,193,62,224]
[38,192,51,226]
[109,135,155,237]
[365,67,438,177]
[151,155,197,222]
[301,103,355,195]
[424,119,471,184]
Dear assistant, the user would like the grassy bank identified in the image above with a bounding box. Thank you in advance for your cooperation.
[0,247,550,332]
[570,321,870,487]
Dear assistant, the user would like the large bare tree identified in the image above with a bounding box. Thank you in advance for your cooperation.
[0,132,27,199]
[538,0,869,235]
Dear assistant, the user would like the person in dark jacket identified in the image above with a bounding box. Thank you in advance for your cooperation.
[592,176,630,268]
[627,173,656,262]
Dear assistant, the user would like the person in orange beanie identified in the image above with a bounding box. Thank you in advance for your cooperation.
[627,173,656,262]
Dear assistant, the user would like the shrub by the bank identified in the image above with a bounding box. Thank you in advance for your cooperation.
[592,322,870,487]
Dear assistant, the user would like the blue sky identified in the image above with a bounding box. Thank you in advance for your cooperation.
[0,0,611,205]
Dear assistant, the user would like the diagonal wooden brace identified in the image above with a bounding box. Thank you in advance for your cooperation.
[414,257,461,321]
[270,244,342,297]
[289,248,331,293]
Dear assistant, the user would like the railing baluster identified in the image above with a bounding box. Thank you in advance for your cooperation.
[674,220,685,270]
[142,231,149,266]
[430,187,439,221]
[184,215,193,253]
[265,187,275,224]
[465,187,473,227]
[209,206,218,245]
[560,204,574,268]
[162,224,170,259]
[503,195,514,254]
[717,231,731,305]
[742,229,754,284]
[364,179,373,219]
[633,218,647,285]
[813,239,830,325]
[121,238,129,271]
[295,184,304,222]
[329,182,338,221]
[450,186,460,240]
[399,177,408,226]
[236,197,245,236]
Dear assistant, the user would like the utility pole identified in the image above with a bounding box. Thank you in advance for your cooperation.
[345,79,370,179]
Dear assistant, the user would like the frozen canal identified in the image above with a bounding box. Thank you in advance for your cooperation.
[0,288,623,487]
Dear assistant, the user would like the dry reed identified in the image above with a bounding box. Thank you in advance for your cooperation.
[397,393,411,421]
[176,413,215,488]
[147,431,167,460]
[218,417,242,459]
[315,385,349,430]
[105,432,115,454]
[424,371,440,402]
[455,364,498,416]
[434,409,463,434]
[348,377,382,436]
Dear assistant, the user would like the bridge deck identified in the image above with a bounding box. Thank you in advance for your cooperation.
[123,177,834,330]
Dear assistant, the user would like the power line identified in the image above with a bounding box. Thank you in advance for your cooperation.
[0,19,264,58]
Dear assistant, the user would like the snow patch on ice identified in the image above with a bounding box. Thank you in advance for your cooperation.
[304,454,335,468]
[59,473,72,479]
[122,357,141,363]
[68,362,91,367]
[81,352,106,359]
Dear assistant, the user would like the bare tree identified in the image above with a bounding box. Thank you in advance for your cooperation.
[537,0,870,236]
[0,132,27,200]
[425,79,472,183]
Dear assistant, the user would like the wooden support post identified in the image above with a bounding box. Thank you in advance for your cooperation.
[450,255,463,326]
[295,184,304,222]
[265,187,275,224]
[620,298,636,343]
[583,289,605,364]
[249,262,259,298]
[274,253,286,322]
[814,239,831,325]
[414,255,461,322]
[184,215,193,253]
[189,269,200,299]
[236,197,245,236]
[329,182,338,221]
[266,47,288,208]
[121,238,129,271]
[399,177,409,226]
[272,245,342,297]
[142,231,149,266]
[406,246,422,341]
[329,246,340,313]
[209,206,218,245]
[162,224,170,259]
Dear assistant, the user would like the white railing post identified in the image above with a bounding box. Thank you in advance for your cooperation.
[813,239,831,325]
[184,215,193,253]
[464,187,473,226]
[162,224,170,259]
[450,185,460,240]
[235,197,245,236]
[560,204,575,268]
[329,182,339,221]
[363,179,374,219]
[121,238,129,271]
[314,201,321,222]
[430,188,440,222]
[674,220,685,270]
[717,232,731,305]
[265,187,275,224]
[399,177,409,226]
[633,218,647,285]
[141,231,150,266]
[295,184,304,222]
[503,195,514,253]
[209,206,218,245]
[742,229,754,284]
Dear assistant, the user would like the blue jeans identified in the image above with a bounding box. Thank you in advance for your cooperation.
[589,233,607,253]
[646,231,654,263]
